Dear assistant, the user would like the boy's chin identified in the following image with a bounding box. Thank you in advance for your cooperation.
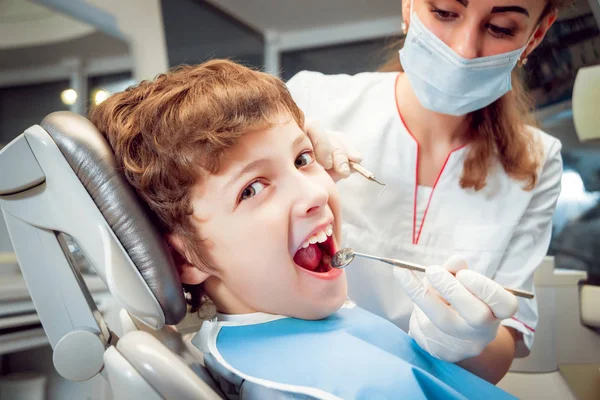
[294,293,348,320]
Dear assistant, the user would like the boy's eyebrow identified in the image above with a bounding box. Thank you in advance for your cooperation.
[292,132,309,148]
[227,159,270,187]
[226,132,309,187]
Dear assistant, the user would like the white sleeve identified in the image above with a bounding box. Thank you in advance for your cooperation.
[496,138,563,357]
[286,70,321,119]
[286,70,362,122]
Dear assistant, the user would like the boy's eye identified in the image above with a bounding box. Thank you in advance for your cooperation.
[295,151,315,168]
[240,181,265,201]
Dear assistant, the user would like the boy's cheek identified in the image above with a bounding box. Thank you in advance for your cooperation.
[323,176,342,205]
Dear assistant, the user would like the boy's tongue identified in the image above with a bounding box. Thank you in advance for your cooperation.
[293,244,322,271]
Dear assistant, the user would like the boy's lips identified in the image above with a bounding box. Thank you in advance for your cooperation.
[297,264,343,280]
[293,220,339,276]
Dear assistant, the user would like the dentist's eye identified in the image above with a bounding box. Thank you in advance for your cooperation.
[295,151,315,168]
[486,23,516,38]
[240,181,265,201]
[432,8,458,21]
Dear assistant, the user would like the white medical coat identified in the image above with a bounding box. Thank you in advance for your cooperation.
[287,71,563,355]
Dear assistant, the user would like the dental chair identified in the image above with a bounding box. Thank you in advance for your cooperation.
[0,111,223,399]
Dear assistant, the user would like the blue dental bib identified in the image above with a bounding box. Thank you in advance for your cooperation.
[193,304,517,399]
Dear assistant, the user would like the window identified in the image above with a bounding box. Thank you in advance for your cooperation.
[0,81,70,144]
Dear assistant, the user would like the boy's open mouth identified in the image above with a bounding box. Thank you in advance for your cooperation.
[293,224,335,273]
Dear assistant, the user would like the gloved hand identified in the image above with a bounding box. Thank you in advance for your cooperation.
[394,255,519,363]
[304,119,363,182]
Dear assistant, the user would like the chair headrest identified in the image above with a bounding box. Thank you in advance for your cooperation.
[40,111,187,325]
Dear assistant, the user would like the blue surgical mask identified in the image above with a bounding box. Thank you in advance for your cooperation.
[399,6,533,116]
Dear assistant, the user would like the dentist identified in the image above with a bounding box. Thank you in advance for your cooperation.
[287,0,569,383]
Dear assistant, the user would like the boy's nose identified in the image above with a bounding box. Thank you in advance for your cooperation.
[291,176,329,218]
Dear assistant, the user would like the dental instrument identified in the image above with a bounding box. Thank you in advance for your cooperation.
[349,161,387,196]
[331,248,535,299]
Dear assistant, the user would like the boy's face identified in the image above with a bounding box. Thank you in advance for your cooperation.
[188,114,347,319]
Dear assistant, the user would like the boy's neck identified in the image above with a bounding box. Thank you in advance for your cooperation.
[205,277,259,315]
[214,299,354,322]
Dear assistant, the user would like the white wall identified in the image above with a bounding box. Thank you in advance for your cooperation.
[86,0,168,81]
[0,1,95,50]
[24,0,168,82]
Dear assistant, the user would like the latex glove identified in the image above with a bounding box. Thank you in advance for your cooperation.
[394,255,519,363]
[304,119,362,182]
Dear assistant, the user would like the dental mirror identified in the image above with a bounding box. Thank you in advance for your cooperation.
[331,248,356,269]
[331,247,534,299]
[332,248,425,272]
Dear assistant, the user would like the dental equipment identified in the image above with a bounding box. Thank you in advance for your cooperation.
[349,161,387,196]
[0,111,223,399]
[332,248,535,299]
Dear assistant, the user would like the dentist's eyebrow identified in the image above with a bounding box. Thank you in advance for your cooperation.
[491,6,529,17]
[456,0,469,7]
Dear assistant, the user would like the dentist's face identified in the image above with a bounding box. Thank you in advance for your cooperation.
[189,114,347,319]
[403,0,555,59]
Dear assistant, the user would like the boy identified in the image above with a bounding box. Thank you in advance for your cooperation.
[90,60,516,399]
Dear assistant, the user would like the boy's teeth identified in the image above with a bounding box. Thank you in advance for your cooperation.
[299,223,334,250]
[316,231,327,243]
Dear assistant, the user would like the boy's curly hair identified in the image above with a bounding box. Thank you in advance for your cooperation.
[89,59,304,312]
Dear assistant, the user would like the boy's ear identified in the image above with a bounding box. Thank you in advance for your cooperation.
[179,263,210,285]
[166,233,211,285]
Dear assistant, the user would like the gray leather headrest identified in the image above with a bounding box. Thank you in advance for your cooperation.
[40,111,187,325]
